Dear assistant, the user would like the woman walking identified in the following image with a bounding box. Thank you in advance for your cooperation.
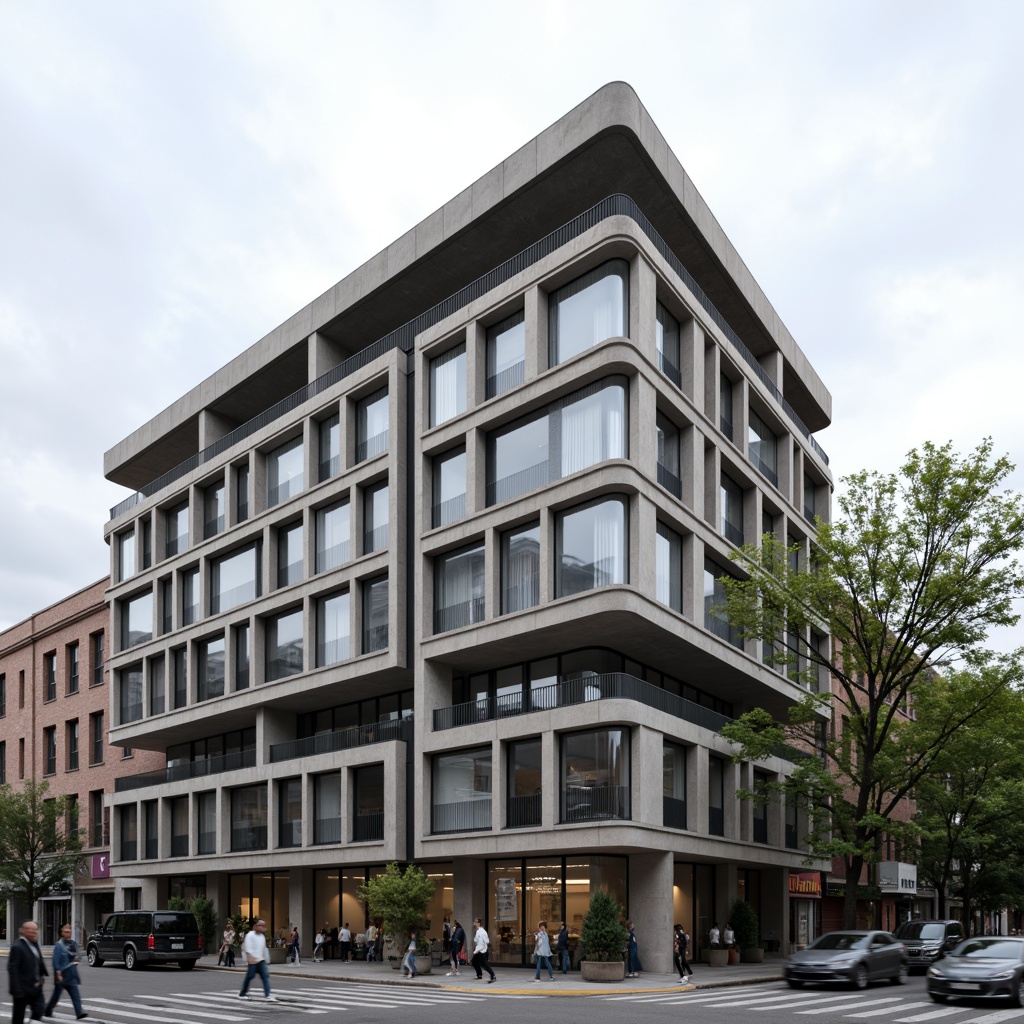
[533,920,554,981]
[673,923,694,982]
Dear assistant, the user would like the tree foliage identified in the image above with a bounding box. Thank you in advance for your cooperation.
[729,899,759,950]
[579,888,628,962]
[0,780,84,912]
[718,440,1024,927]
[168,893,219,952]
[357,862,434,952]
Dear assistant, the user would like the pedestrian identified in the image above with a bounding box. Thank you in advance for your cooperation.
[709,922,721,947]
[328,925,339,959]
[8,920,48,1024]
[339,922,352,962]
[364,921,378,962]
[313,928,325,963]
[471,918,496,983]
[442,916,451,955]
[673,923,694,983]
[402,930,418,979]
[625,920,641,977]
[448,920,465,975]
[43,922,87,1021]
[237,919,277,1002]
[724,921,736,948]
[533,920,554,981]
[218,919,236,967]
[556,921,570,974]
[286,926,300,964]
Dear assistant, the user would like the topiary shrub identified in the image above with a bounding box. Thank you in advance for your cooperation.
[729,899,759,950]
[580,889,628,962]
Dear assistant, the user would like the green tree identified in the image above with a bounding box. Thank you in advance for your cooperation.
[0,780,84,913]
[169,893,219,954]
[579,889,628,962]
[357,862,434,957]
[718,440,1024,927]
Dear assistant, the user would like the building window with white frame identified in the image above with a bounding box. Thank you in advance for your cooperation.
[556,496,627,598]
[501,522,540,614]
[548,259,629,366]
[434,542,485,634]
[430,342,466,427]
[267,436,304,507]
[485,310,525,398]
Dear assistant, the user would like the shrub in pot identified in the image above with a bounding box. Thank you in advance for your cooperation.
[579,890,628,982]
[729,899,763,963]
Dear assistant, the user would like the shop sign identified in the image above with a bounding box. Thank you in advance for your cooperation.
[92,853,110,879]
[788,872,822,898]
[878,861,917,895]
[495,877,517,921]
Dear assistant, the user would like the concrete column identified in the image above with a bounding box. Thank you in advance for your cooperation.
[633,255,657,365]
[682,424,705,515]
[637,494,657,602]
[525,285,544,378]
[762,867,788,954]
[724,759,741,840]
[779,431,794,506]
[636,373,658,485]
[198,408,239,449]
[691,745,709,838]
[490,738,504,833]
[466,321,484,408]
[467,425,483,519]
[704,442,720,530]
[308,330,347,381]
[636,726,661,827]
[541,730,556,829]
[453,857,487,937]
[682,534,703,626]
[758,350,783,390]
[629,850,673,973]
[681,319,705,412]
[703,336,720,425]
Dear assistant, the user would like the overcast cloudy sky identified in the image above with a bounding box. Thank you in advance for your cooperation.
[1,0,1022,643]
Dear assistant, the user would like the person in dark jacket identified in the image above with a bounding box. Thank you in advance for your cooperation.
[447,920,466,976]
[8,920,48,1024]
[44,923,87,1019]
[556,921,570,974]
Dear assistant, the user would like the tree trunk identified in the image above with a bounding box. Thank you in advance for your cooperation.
[842,856,864,928]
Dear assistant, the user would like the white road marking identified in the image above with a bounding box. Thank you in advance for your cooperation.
[796,996,905,1014]
[846,1001,933,1018]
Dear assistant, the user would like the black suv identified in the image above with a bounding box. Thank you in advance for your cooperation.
[86,910,203,970]
[893,919,965,970]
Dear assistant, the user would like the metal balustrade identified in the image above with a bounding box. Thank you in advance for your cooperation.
[114,748,257,792]
[269,717,412,763]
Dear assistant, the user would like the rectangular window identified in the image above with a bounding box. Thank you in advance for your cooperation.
[44,651,57,701]
[148,657,165,715]
[501,522,540,614]
[143,800,158,859]
[120,592,153,651]
[141,518,151,569]
[66,719,79,771]
[165,501,189,558]
[363,481,389,554]
[118,665,143,724]
[235,624,250,691]
[160,577,173,635]
[67,642,79,694]
[316,590,350,667]
[19,737,25,779]
[277,521,303,587]
[267,436,304,507]
[656,412,681,497]
[655,522,682,612]
[210,543,260,614]
[356,387,389,463]
[90,711,104,765]
[753,771,770,843]
[485,309,525,398]
[314,773,341,844]
[709,757,725,835]
[231,785,267,852]
[118,529,136,581]
[432,747,492,833]
[319,413,341,482]
[362,577,389,653]
[430,342,467,427]
[181,567,199,626]
[89,790,104,847]
[721,473,744,545]
[748,409,778,486]
[720,374,734,441]
[556,496,628,597]
[0,673,5,717]
[663,741,687,829]
[488,413,549,505]
[266,608,303,681]
[561,728,630,822]
[316,501,350,572]
[278,778,302,848]
[704,558,742,648]
[43,726,57,775]
[655,301,681,386]
[172,648,187,709]
[549,259,629,365]
[198,637,225,702]
[434,543,485,633]
[804,473,816,522]
[353,764,384,842]
[236,464,250,523]
[197,792,217,855]
[785,799,799,849]
[432,449,466,528]
[204,481,225,539]
[0,740,5,784]
[120,804,138,861]
[507,738,542,829]
[67,794,79,841]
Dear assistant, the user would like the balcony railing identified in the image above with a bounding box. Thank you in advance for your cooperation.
[432,797,492,834]
[562,784,628,823]
[709,806,725,836]
[363,524,389,554]
[723,520,744,546]
[658,350,682,388]
[507,793,542,829]
[432,493,466,529]
[748,449,779,487]
[278,821,302,848]
[269,717,412,763]
[363,624,388,653]
[486,462,549,506]
[353,812,384,842]
[434,598,485,634]
[356,430,389,463]
[170,835,189,857]
[433,673,733,735]
[314,817,341,844]
[705,609,744,649]
[663,795,687,830]
[231,825,267,852]
[114,748,257,792]
[486,360,526,399]
[657,462,682,499]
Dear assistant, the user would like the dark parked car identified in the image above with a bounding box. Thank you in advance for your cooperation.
[893,919,965,970]
[785,930,909,989]
[927,935,1024,1005]
[87,910,202,970]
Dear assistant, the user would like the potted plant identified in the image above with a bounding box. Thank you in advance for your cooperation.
[578,890,628,982]
[730,899,763,963]
[358,862,435,973]
[705,941,729,968]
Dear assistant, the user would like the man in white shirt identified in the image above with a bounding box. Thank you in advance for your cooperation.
[238,920,277,1001]
[709,923,721,947]
[471,918,496,983]
[339,923,352,962]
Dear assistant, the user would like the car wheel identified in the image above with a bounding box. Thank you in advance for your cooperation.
[930,993,948,1004]
[891,964,909,985]
[124,946,138,971]
[87,945,103,968]
[852,964,869,990]
[179,960,196,971]
[787,980,804,989]
[1012,978,1024,1008]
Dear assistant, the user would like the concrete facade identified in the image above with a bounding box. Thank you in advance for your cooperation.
[101,83,833,970]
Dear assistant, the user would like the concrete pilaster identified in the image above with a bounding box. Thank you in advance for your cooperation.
[629,850,673,972]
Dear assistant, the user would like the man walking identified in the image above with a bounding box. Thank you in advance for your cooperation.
[44,923,88,1020]
[8,920,48,1024]
[237,920,277,1002]
[556,921,570,974]
[471,918,496,983]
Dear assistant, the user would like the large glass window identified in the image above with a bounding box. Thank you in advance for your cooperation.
[704,558,742,648]
[721,473,744,545]
[120,804,138,861]
[165,501,189,558]
[663,741,687,829]
[549,259,629,365]
[230,786,267,852]
[197,792,216,855]
[656,301,681,386]
[507,738,542,829]
[501,522,540,614]
[656,412,681,497]
[804,473,816,522]
[430,342,466,427]
[267,436,304,507]
[266,609,303,682]
[486,310,525,398]
[753,771,770,843]
[432,449,466,528]
[120,591,153,651]
[118,665,143,725]
[363,481,389,554]
[709,757,725,835]
[556,496,627,597]
[316,501,350,572]
[363,577,389,653]
[181,567,199,626]
[278,779,302,848]
[67,642,79,694]
[118,530,136,582]
[434,543,485,634]
[720,374,734,441]
[353,765,384,842]
[197,637,225,702]
[316,590,350,666]
[170,797,189,857]
[43,726,56,775]
[204,482,225,539]
[356,388,389,462]
[313,773,341,845]
[148,658,165,715]
[488,414,549,505]
[432,747,492,833]
[561,728,630,822]
[319,413,340,482]
[560,379,626,477]
[141,519,151,569]
[172,647,187,709]
[210,544,260,614]
[748,410,778,486]
[235,464,250,523]
[234,625,250,690]
[277,522,303,587]
[655,522,682,612]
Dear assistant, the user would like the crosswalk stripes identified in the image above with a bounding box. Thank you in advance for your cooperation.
[846,1002,934,1018]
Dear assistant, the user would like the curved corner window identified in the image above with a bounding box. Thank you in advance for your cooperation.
[549,259,629,366]
[556,495,628,598]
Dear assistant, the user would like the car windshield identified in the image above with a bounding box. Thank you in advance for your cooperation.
[953,939,1024,960]
[810,933,869,951]
[895,923,944,940]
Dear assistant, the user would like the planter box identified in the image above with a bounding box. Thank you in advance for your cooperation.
[268,948,288,964]
[580,960,625,982]
[704,948,729,968]
[728,947,741,965]
[741,947,765,964]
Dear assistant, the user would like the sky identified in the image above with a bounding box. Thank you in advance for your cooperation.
[1,0,1022,644]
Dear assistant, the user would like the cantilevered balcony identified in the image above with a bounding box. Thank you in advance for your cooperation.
[114,749,257,792]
